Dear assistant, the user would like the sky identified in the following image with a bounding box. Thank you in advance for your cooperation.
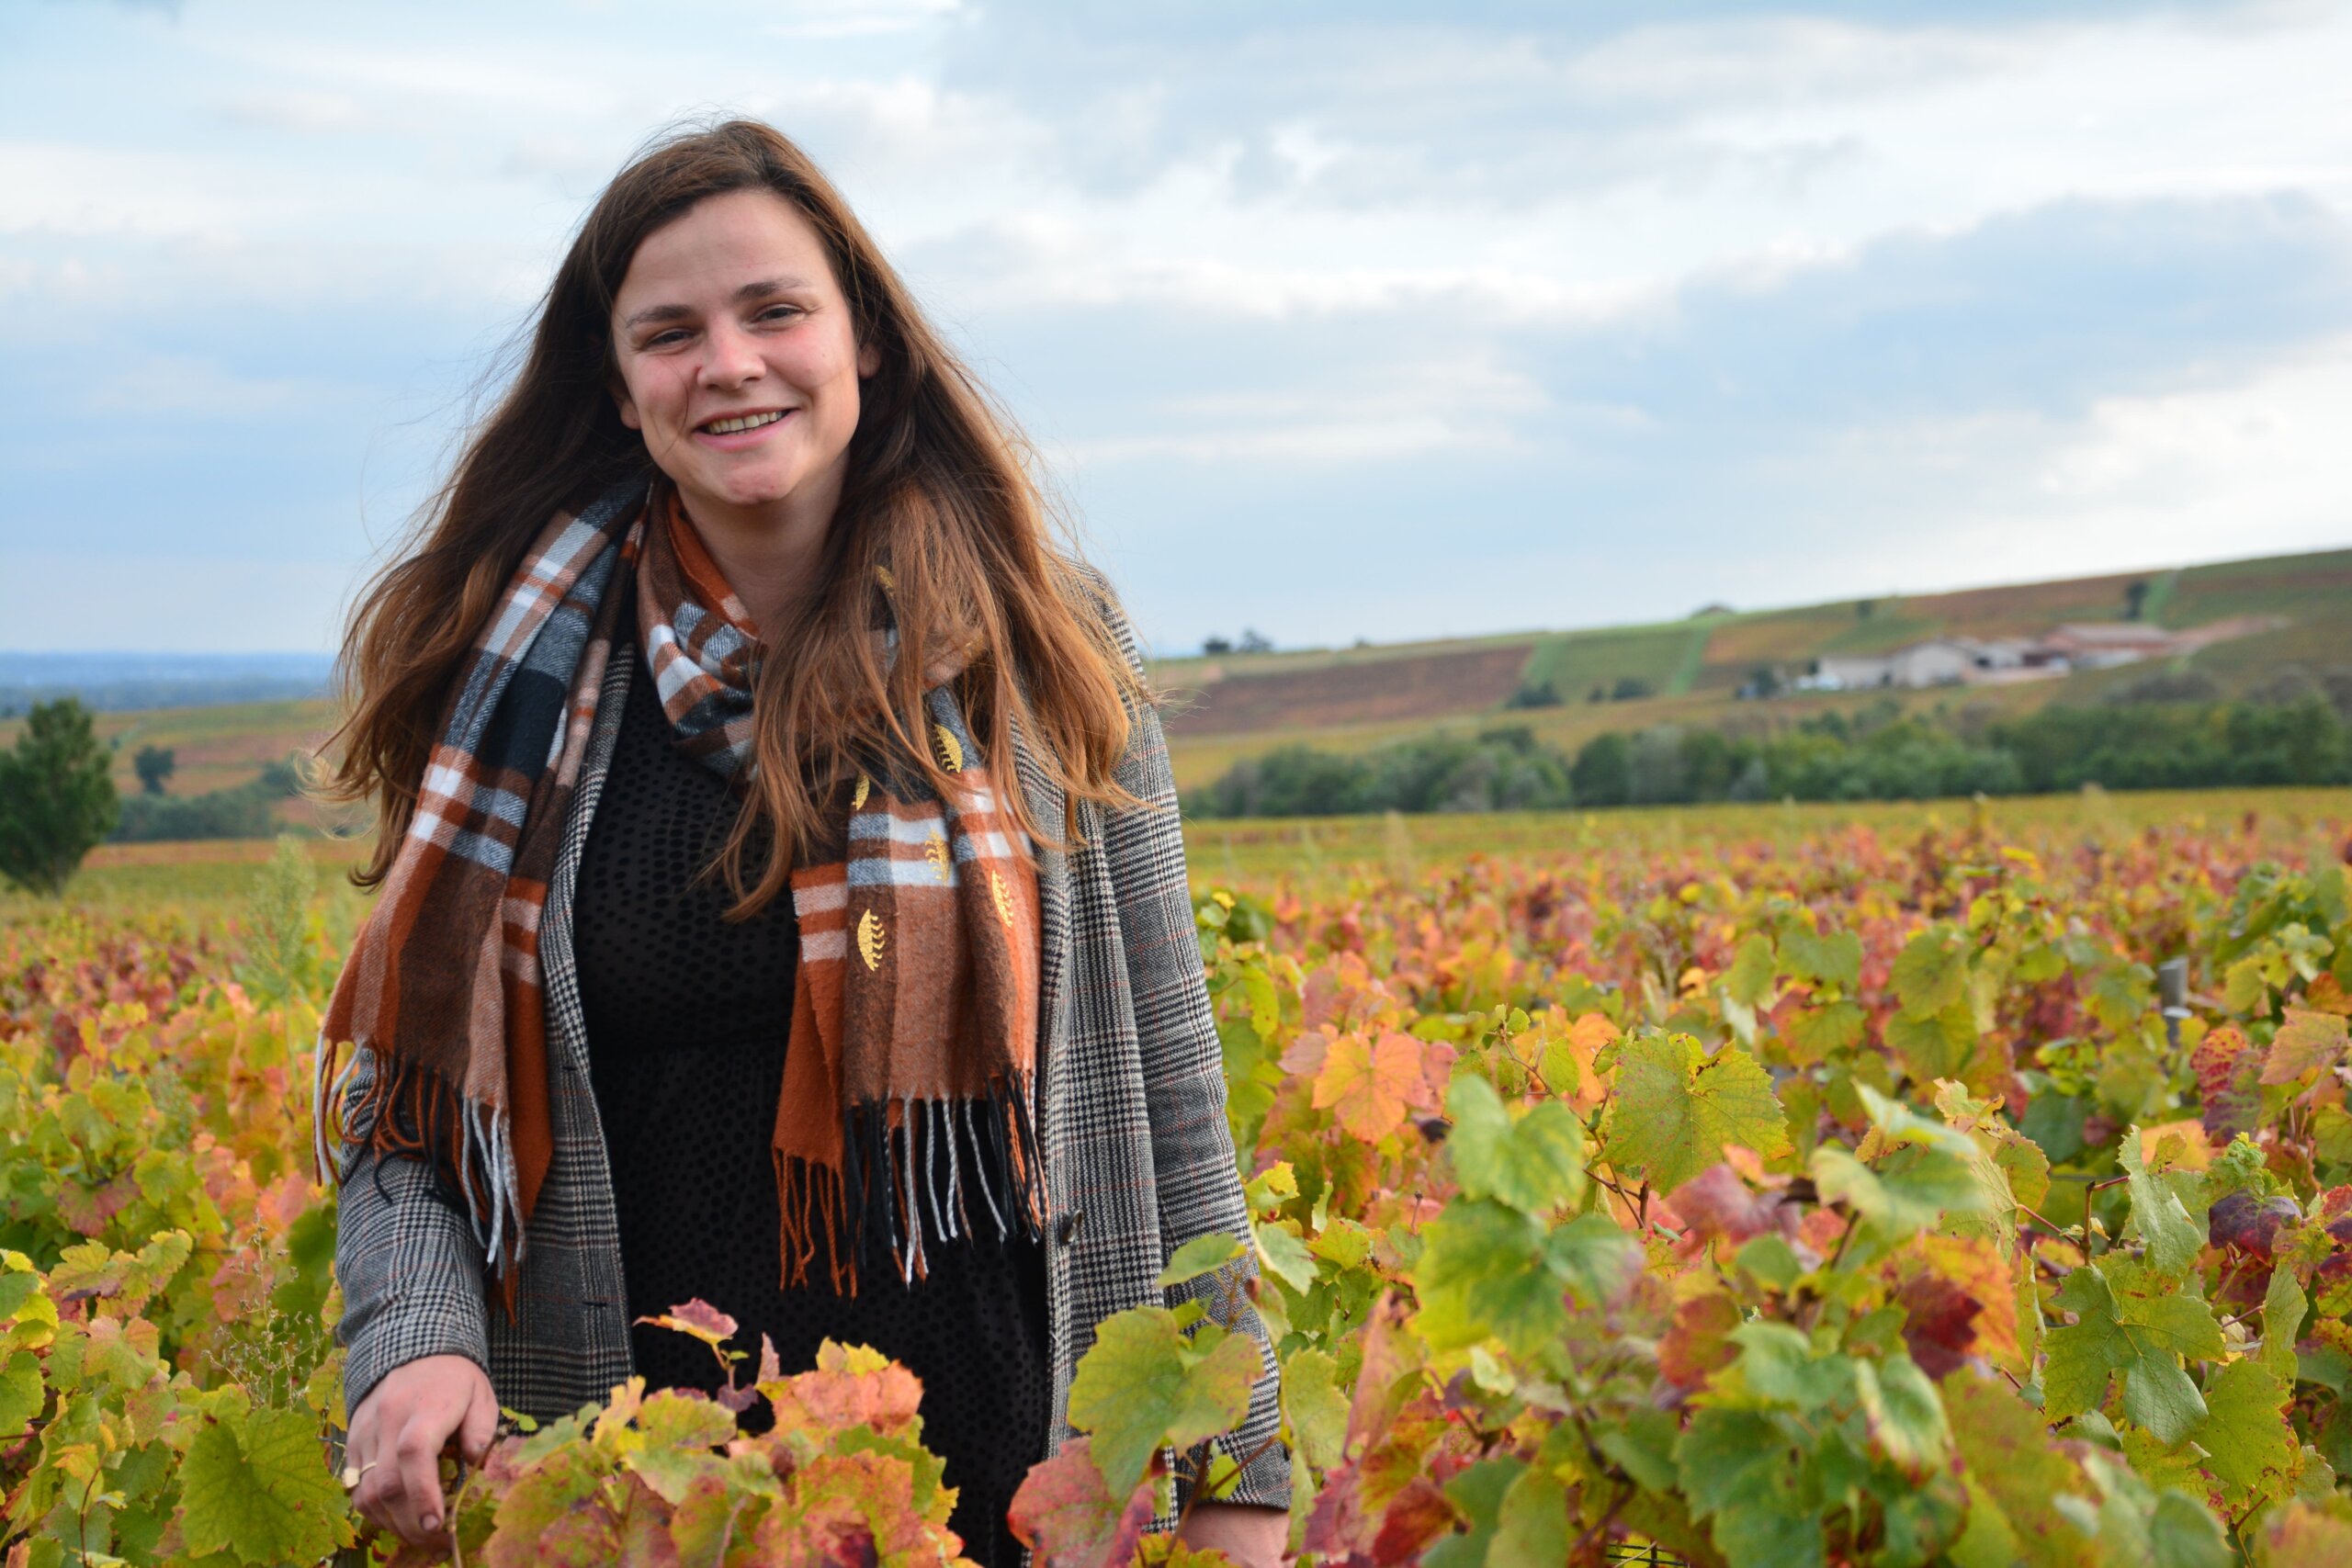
[3,0,2349,656]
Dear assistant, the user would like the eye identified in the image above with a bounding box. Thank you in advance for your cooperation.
[642,328,691,349]
[756,304,803,324]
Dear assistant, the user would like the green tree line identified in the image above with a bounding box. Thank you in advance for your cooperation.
[1184,693,2352,818]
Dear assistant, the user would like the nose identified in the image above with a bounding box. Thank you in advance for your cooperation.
[698,320,764,389]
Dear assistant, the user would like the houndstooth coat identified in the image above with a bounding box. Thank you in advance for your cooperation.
[332,584,1291,1517]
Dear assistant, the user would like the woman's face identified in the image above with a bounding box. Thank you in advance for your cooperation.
[609,188,879,525]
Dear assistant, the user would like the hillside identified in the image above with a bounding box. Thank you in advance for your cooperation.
[5,546,2345,807]
[1150,546,2352,789]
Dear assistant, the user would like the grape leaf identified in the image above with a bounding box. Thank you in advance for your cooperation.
[2261,1008,2349,1085]
[1313,1031,1424,1142]
[1810,1145,1983,1241]
[1725,934,1777,1008]
[2187,1359,2299,1510]
[2042,1262,2222,1445]
[1945,1376,2098,1568]
[1446,1075,1586,1214]
[1279,1347,1349,1470]
[177,1406,354,1566]
[1785,1001,1866,1064]
[1158,1233,1246,1290]
[2262,1261,2307,1386]
[1488,1463,1569,1568]
[1781,929,1862,992]
[1413,1199,1566,1355]
[1668,1163,1790,1246]
[0,1348,42,1434]
[637,1297,739,1348]
[1853,1352,1950,1475]
[1065,1307,1261,1497]
[1675,1407,1824,1568]
[2257,1499,2352,1566]
[1604,1031,1790,1194]
[2191,1026,2263,1144]
[1887,1005,1974,1084]
[1251,1219,1317,1293]
[2120,1130,2205,1279]
[1893,927,1970,1019]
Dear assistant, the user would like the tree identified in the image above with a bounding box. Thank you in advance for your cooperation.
[0,697,120,895]
[134,744,176,795]
[2124,579,2150,621]
[1202,636,1233,656]
[1236,628,1274,654]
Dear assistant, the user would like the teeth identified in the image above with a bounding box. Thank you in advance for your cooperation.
[704,411,786,435]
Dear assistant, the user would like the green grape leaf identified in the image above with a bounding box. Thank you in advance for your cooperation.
[1488,1463,1569,1568]
[2263,1262,2307,1386]
[1065,1307,1261,1497]
[1781,929,1862,992]
[1546,1213,1640,1305]
[1854,1353,1951,1475]
[1893,927,1971,1019]
[0,1348,42,1434]
[1425,1457,1522,1568]
[1725,934,1778,1008]
[2188,1359,2299,1509]
[2042,1263,2222,1445]
[1595,1408,1682,1495]
[1731,1324,1851,1412]
[1945,1377,2098,1568]
[1446,1076,1586,1214]
[1251,1220,1317,1294]
[1886,1005,1975,1083]
[1158,1232,1246,1290]
[1413,1199,1566,1355]
[1785,1001,1866,1064]
[1810,1145,1984,1241]
[177,1406,353,1566]
[1279,1347,1349,1470]
[1604,1032,1790,1193]
[2119,1132,2205,1279]
[1676,1408,1823,1568]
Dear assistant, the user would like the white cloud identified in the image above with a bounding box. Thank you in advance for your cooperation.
[2030,335,2352,559]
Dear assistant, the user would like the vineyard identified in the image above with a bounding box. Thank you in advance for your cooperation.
[6,792,2352,1565]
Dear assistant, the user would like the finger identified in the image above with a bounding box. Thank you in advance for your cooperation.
[388,1410,456,1545]
[458,1377,498,1466]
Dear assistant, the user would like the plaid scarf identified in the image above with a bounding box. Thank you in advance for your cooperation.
[317,477,1045,1298]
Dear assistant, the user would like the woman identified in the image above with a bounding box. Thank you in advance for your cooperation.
[318,120,1287,1567]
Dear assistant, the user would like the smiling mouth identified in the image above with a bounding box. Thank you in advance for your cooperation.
[699,410,789,435]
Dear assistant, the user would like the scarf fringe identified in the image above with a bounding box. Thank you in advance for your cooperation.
[779,1072,1046,1296]
[313,1033,525,1281]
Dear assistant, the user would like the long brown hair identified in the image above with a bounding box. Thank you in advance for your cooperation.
[324,119,1141,913]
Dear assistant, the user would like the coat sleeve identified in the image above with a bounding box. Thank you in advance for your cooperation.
[332,1045,493,1418]
[1085,570,1293,1513]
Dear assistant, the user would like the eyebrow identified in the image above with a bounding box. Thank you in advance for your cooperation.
[622,276,813,332]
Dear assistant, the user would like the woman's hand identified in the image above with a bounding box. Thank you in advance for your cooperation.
[344,1353,499,1548]
[1175,1499,1289,1567]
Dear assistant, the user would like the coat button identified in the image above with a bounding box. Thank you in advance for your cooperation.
[1056,1209,1084,1246]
